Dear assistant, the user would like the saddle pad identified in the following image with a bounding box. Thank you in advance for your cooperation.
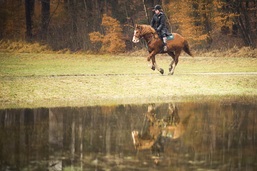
[167,34,174,40]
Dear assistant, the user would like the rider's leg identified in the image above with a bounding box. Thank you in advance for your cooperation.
[163,36,167,51]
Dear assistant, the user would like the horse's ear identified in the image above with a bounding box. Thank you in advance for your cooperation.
[136,24,141,30]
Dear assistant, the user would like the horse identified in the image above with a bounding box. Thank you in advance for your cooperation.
[132,24,193,75]
[131,103,185,156]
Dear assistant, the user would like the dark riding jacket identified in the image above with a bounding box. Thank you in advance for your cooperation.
[150,12,168,37]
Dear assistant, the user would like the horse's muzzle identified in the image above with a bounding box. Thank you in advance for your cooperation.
[132,37,140,43]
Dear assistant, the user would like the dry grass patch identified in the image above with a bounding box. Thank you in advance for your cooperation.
[0,40,52,53]
[0,52,257,109]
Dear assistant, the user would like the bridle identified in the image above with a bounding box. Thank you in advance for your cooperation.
[133,29,142,39]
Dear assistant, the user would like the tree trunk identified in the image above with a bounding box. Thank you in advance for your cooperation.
[41,0,50,41]
[25,0,34,41]
[236,4,254,47]
[229,0,255,47]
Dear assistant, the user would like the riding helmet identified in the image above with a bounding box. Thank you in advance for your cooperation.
[153,5,162,11]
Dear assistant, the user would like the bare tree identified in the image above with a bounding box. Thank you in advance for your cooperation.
[25,0,35,41]
[41,0,50,41]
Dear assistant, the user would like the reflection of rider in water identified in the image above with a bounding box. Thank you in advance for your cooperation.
[151,5,169,51]
[131,103,181,156]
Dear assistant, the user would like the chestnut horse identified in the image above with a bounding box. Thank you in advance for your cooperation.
[132,24,193,75]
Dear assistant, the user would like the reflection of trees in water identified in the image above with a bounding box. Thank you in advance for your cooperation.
[182,103,257,169]
[0,102,256,170]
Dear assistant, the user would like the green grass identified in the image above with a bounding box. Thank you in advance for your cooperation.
[0,52,257,109]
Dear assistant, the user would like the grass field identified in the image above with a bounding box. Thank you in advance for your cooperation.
[0,52,257,109]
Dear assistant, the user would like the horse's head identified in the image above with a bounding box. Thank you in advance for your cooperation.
[132,24,157,43]
[132,24,142,43]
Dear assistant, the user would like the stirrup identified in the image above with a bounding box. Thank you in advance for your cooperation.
[163,46,168,51]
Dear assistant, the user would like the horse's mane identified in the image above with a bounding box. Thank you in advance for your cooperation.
[138,24,156,35]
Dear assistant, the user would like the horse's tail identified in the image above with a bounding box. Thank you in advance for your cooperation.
[183,40,193,57]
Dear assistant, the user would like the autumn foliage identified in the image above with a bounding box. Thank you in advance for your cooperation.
[0,0,257,53]
[165,0,257,49]
[89,14,126,53]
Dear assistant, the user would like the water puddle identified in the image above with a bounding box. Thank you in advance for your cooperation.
[0,101,256,171]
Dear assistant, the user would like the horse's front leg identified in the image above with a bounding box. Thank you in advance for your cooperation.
[147,51,156,71]
[152,56,164,75]
[147,51,155,61]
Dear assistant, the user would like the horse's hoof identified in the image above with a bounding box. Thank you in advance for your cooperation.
[160,68,164,75]
[168,72,174,75]
[151,66,155,71]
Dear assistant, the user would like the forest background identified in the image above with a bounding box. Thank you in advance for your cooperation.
[0,0,257,55]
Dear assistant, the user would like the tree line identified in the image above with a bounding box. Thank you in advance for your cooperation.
[0,0,256,53]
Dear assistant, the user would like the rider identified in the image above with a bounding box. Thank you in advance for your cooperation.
[151,5,168,51]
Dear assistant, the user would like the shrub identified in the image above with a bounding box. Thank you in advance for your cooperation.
[89,14,126,53]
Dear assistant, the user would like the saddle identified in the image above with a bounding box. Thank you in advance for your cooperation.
[167,33,174,40]
[157,32,174,41]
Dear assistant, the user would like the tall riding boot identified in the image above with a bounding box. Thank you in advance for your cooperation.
[163,37,167,51]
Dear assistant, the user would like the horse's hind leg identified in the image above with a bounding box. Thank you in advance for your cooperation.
[168,50,181,75]
[168,52,175,75]
[169,60,174,75]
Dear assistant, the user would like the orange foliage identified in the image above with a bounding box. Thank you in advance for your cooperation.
[166,1,195,38]
[89,14,125,53]
[89,32,103,42]
[168,0,215,47]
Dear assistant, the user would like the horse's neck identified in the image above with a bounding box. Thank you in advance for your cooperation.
[143,32,159,43]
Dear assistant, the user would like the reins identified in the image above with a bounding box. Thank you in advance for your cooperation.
[145,33,157,44]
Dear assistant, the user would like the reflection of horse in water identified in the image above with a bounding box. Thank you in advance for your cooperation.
[131,103,185,155]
